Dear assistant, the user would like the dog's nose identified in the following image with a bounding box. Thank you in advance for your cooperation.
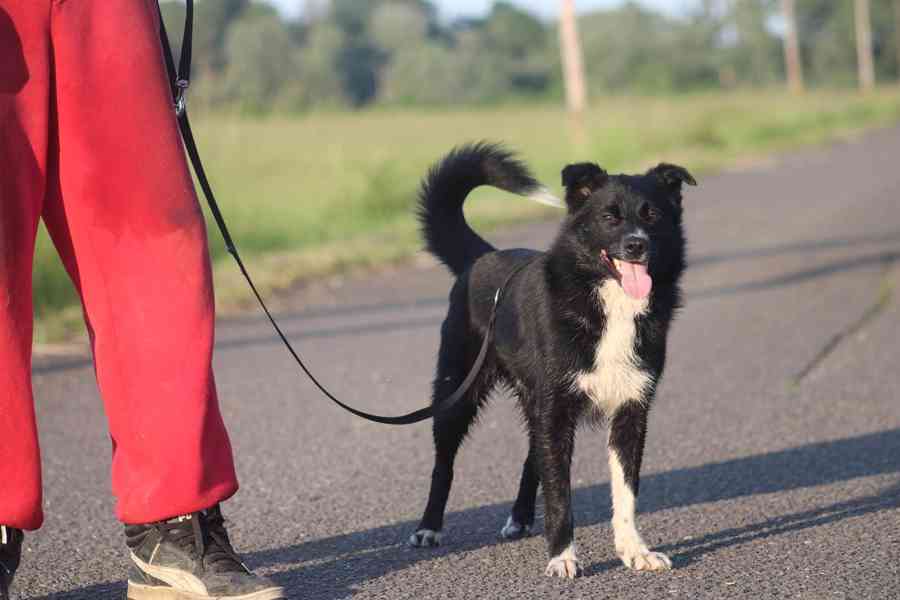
[623,236,648,260]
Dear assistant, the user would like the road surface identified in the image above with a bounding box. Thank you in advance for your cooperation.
[19,126,900,599]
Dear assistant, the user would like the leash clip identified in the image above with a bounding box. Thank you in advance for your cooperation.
[174,78,190,116]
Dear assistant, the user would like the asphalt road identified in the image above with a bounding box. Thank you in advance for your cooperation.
[19,127,900,599]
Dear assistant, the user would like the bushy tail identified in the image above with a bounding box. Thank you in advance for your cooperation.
[417,142,555,277]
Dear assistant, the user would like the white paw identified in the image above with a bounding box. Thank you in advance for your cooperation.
[500,516,531,540]
[619,547,672,571]
[545,544,582,578]
[408,529,442,548]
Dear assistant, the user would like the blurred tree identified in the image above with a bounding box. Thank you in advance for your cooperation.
[798,1,856,86]
[157,0,899,111]
[304,0,328,21]
[579,3,720,94]
[318,0,384,106]
[378,43,459,104]
[159,1,186,62]
[329,0,375,36]
[195,0,249,74]
[450,27,517,102]
[486,1,547,60]
[794,0,894,88]
[895,0,900,77]
[726,0,782,86]
[485,2,552,95]
[579,6,658,92]
[223,12,299,112]
[375,0,552,105]
[296,22,348,107]
[678,2,730,88]
[371,2,429,52]
[337,42,383,106]
[370,2,430,103]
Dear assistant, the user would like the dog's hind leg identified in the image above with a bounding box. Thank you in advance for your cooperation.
[501,440,539,540]
[608,401,671,571]
[410,331,489,548]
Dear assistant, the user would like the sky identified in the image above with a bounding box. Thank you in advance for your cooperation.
[270,0,688,21]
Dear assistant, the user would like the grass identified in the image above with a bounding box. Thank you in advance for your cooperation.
[33,88,900,343]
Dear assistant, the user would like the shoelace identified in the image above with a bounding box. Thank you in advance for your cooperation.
[155,509,247,574]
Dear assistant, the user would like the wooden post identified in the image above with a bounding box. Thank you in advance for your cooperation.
[559,0,588,145]
[855,0,876,91]
[781,0,804,94]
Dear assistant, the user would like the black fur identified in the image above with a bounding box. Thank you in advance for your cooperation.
[410,143,695,573]
[417,142,544,277]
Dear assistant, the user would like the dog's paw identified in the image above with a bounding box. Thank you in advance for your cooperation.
[544,545,581,579]
[500,516,532,540]
[408,529,442,548]
[619,547,672,571]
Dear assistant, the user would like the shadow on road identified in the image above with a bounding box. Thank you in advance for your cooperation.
[586,481,900,575]
[239,228,900,325]
[689,230,900,269]
[691,250,898,300]
[251,426,900,595]
[32,230,900,377]
[43,428,898,599]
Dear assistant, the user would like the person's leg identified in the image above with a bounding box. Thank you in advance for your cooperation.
[1,526,24,599]
[45,2,284,598]
[0,1,51,534]
[1,4,52,597]
[44,0,238,526]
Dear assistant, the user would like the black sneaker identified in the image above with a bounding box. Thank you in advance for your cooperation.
[125,505,285,600]
[0,526,23,600]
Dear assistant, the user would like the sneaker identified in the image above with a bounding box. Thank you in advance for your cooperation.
[125,505,285,600]
[0,526,23,600]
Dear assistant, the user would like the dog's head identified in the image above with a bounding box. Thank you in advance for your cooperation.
[554,161,696,299]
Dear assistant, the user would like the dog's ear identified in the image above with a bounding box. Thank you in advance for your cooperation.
[561,162,608,211]
[648,163,696,205]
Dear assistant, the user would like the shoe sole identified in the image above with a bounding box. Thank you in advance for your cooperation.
[127,581,286,600]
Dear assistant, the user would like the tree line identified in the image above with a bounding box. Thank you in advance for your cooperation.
[159,0,900,113]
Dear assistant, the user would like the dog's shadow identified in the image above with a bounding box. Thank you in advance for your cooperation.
[259,427,900,593]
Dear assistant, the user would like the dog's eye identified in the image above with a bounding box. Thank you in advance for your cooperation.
[640,204,661,224]
[603,206,622,225]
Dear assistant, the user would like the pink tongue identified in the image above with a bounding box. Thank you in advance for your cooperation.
[620,262,652,299]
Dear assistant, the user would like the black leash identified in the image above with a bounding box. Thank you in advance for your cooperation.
[156,1,529,425]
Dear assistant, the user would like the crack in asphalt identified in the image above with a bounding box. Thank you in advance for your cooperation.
[791,254,897,387]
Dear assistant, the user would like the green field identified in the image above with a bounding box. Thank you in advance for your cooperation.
[33,88,900,343]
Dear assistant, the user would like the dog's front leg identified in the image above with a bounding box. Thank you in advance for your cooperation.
[537,405,581,578]
[608,401,671,571]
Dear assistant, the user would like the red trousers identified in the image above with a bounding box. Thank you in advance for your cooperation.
[0,0,238,530]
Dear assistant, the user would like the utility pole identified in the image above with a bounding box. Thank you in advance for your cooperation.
[781,0,804,94]
[855,0,876,91]
[559,0,588,145]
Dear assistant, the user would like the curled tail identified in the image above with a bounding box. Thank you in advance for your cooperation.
[417,142,558,277]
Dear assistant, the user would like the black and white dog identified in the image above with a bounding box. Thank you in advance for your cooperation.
[407,144,695,577]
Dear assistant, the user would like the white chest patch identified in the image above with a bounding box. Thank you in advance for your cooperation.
[573,280,652,415]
